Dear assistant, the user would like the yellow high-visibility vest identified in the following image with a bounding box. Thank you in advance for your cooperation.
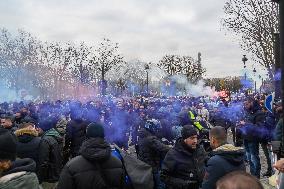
[188,111,204,131]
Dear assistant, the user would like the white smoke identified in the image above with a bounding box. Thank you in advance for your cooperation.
[169,75,217,97]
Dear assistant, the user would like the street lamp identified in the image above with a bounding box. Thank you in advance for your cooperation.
[253,68,257,94]
[242,55,248,81]
[145,64,150,95]
[242,55,248,68]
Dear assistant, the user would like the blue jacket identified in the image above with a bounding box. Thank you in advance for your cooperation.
[202,144,245,189]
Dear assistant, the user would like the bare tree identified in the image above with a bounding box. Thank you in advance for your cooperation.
[222,0,279,79]
[0,28,41,93]
[90,38,125,94]
[158,54,206,83]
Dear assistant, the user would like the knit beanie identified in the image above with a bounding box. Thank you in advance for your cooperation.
[39,116,57,131]
[0,128,17,161]
[86,122,105,138]
[181,125,198,139]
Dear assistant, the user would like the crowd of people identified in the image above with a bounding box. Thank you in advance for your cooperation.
[0,94,283,189]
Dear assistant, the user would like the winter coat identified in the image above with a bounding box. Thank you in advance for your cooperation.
[38,128,63,183]
[2,124,18,134]
[56,138,125,189]
[275,118,284,156]
[161,138,207,189]
[137,128,170,172]
[240,103,266,141]
[275,118,283,142]
[65,119,88,157]
[259,112,277,142]
[15,128,41,173]
[0,158,41,189]
[202,144,246,189]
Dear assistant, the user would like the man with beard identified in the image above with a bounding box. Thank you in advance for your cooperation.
[56,122,125,189]
[161,125,207,189]
[0,116,18,133]
[202,126,245,189]
[238,97,266,178]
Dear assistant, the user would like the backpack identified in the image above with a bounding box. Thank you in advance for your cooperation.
[40,135,63,182]
[112,144,154,189]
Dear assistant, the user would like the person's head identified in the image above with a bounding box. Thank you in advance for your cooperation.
[19,122,36,130]
[244,97,254,111]
[86,122,105,139]
[181,125,198,149]
[144,119,162,134]
[39,116,57,132]
[0,128,17,175]
[216,171,264,189]
[20,107,29,116]
[209,126,227,149]
[0,117,13,129]
[14,112,22,119]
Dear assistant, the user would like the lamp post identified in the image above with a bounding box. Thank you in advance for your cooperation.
[145,64,150,95]
[242,55,248,80]
[253,68,257,94]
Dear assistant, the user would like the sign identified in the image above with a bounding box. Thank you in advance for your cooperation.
[265,93,275,113]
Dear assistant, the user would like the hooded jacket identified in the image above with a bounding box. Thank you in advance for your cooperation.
[202,144,245,189]
[38,128,63,183]
[161,138,207,189]
[15,128,41,168]
[0,158,40,189]
[56,138,125,189]
[65,119,88,157]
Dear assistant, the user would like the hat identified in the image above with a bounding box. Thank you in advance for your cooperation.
[181,125,198,139]
[86,122,105,138]
[39,116,57,131]
[0,128,17,160]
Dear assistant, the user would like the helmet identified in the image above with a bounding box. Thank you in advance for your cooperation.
[144,119,162,133]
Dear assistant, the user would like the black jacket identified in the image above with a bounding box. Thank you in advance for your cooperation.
[15,128,41,172]
[56,138,125,189]
[202,144,245,189]
[161,139,207,189]
[38,128,63,183]
[137,128,170,172]
[240,102,266,141]
[65,119,88,157]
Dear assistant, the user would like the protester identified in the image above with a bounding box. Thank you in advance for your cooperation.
[56,122,126,189]
[15,122,41,176]
[0,116,17,133]
[137,119,170,189]
[38,117,63,188]
[0,128,41,189]
[64,108,88,159]
[161,125,207,189]
[202,126,245,189]
[239,97,266,178]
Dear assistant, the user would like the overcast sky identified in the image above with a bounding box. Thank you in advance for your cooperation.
[0,0,261,78]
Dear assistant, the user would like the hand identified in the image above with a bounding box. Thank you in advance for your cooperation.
[273,159,284,172]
